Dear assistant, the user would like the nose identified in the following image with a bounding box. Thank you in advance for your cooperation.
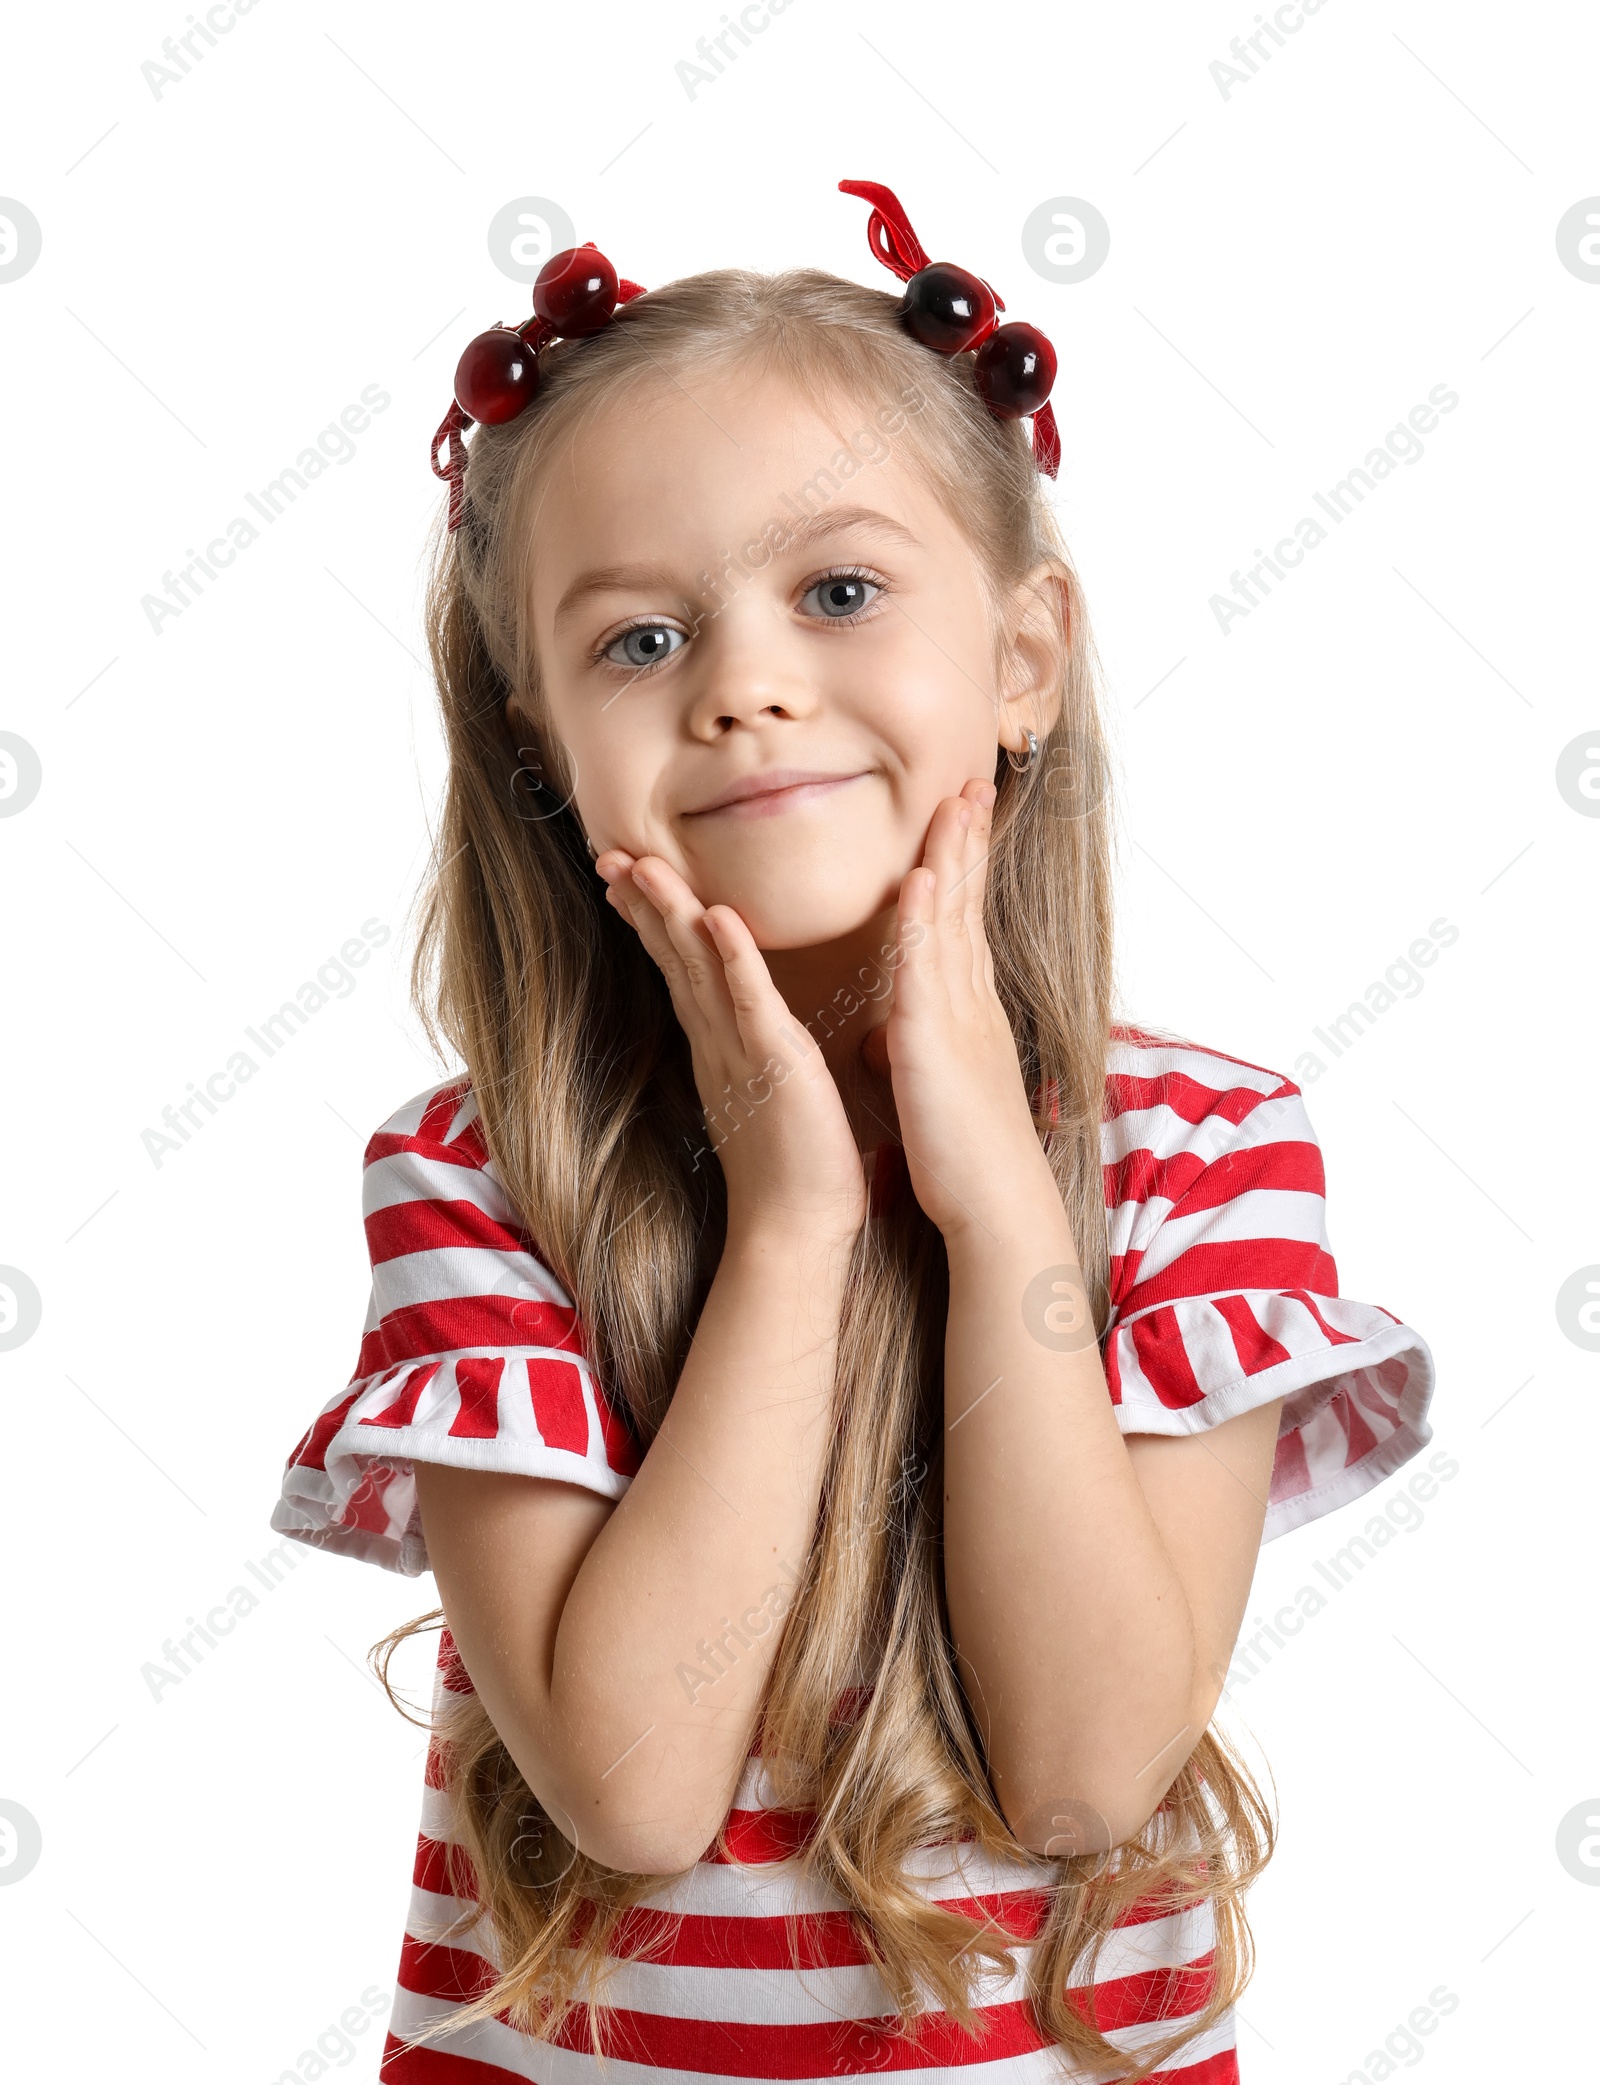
[685,593,819,740]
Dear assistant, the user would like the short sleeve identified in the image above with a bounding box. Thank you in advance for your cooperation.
[269,1079,640,1576]
[1102,1063,1435,1542]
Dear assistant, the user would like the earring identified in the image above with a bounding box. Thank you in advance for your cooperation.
[1006,727,1040,774]
[584,834,598,859]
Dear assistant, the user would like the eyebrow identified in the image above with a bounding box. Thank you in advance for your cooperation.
[551,506,922,627]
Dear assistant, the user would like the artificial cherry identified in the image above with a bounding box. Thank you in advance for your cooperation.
[972,322,1057,418]
[898,262,997,354]
[533,244,619,336]
[454,327,538,424]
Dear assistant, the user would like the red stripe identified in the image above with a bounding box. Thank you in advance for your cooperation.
[439,1629,473,1694]
[1283,1287,1357,1346]
[1105,1070,1289,1131]
[366,1196,539,1267]
[1159,2054,1238,2084]
[360,1362,443,1430]
[335,1460,402,1538]
[366,1132,481,1173]
[355,1295,585,1378]
[415,1831,480,1902]
[398,1935,498,2006]
[1118,1238,1337,1319]
[1334,1388,1380,1463]
[596,1389,642,1476]
[1173,1137,1324,1212]
[1211,1296,1293,1378]
[1070,1949,1216,2031]
[286,1388,362,1473]
[528,1357,590,1453]
[1105,1145,1210,1215]
[609,1902,872,1970]
[1128,1305,1206,1410]
[416,1081,474,1143]
[449,1357,504,1438]
[544,1992,1054,2075]
[712,1805,818,1863]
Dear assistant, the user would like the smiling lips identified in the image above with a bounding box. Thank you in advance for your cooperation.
[688,769,870,819]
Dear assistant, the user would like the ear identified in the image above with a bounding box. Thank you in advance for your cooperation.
[996,560,1071,759]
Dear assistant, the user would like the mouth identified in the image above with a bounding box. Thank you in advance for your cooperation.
[687,769,871,819]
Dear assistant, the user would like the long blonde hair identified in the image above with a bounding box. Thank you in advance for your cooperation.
[371,266,1273,2077]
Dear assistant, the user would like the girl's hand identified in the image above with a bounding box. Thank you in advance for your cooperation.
[871,778,1055,1243]
[596,852,868,1246]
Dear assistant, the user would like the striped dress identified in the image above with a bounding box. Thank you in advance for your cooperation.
[271,1025,1436,2081]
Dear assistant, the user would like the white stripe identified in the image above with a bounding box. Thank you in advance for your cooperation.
[1131,1184,1329,1278]
[371,1240,575,1316]
[405,1836,1215,2011]
[1103,1080,1313,1181]
[1106,1035,1280,1099]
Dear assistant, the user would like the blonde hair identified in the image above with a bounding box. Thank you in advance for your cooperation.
[372,266,1273,2077]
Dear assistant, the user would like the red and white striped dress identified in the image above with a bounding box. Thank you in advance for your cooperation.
[271,1025,1436,2082]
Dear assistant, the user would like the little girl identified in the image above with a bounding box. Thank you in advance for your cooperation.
[271,182,1436,2083]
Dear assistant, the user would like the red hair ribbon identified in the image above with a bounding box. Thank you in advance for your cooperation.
[839,179,1060,480]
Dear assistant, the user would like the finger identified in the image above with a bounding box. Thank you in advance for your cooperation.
[629,857,742,1033]
[605,866,702,1019]
[921,796,973,942]
[958,780,997,988]
[702,906,812,1072]
[894,861,943,1016]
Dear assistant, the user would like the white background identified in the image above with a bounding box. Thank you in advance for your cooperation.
[1,0,1594,2077]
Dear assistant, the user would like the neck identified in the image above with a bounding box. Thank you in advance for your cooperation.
[761,903,901,1155]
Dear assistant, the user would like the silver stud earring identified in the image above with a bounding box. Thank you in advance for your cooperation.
[585,835,598,859]
[1006,727,1040,774]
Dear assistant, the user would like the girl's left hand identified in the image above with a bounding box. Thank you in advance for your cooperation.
[869,778,1057,1243]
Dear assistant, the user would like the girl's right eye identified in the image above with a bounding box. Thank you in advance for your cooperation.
[603,624,686,671]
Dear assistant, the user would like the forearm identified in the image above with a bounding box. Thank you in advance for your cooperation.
[941,1175,1199,1849]
[547,1219,853,1869]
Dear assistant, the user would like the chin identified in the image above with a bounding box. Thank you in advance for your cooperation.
[692,849,903,955]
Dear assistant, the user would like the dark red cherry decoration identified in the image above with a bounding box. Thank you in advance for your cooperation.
[533,244,619,337]
[453,327,539,424]
[898,262,997,354]
[972,322,1057,419]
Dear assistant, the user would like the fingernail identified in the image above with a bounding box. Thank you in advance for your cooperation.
[977,781,997,809]
[596,860,620,884]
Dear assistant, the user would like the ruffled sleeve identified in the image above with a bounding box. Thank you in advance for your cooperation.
[269,1079,640,1577]
[1102,1070,1435,1541]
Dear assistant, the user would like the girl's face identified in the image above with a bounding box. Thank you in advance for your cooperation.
[524,365,1062,951]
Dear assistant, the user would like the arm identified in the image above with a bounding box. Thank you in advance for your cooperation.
[939,1176,1280,1851]
[415,1218,852,1877]
[416,844,871,1879]
[878,780,1278,1851]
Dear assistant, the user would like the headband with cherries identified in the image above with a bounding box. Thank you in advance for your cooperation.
[431,179,1060,530]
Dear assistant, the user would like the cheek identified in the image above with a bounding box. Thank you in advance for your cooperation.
[574,724,680,853]
[848,617,1000,778]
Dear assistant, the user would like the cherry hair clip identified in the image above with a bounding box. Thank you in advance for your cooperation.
[430,245,648,530]
[430,181,1060,530]
[837,180,1060,478]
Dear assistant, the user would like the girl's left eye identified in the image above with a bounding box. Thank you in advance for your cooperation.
[603,624,686,670]
[799,573,882,621]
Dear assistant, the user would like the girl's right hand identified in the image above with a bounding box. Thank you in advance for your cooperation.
[596,851,868,1245]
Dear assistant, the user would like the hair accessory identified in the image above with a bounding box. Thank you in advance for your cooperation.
[838,180,1060,478]
[430,183,1062,530]
[1007,727,1040,774]
[430,242,648,530]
